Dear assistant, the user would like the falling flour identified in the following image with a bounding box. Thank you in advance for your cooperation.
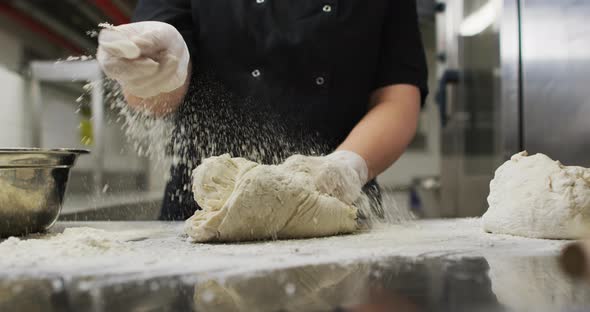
[105,69,336,207]
[73,24,411,221]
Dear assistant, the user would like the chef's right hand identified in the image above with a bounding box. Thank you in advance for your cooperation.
[97,21,190,99]
[282,152,368,205]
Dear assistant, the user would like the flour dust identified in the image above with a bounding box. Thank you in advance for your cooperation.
[70,68,410,225]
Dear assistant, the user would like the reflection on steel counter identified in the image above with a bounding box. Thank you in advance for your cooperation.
[0,257,494,312]
[560,241,590,283]
[1,254,589,311]
[193,257,498,312]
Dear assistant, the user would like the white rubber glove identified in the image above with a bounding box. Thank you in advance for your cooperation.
[97,21,190,99]
[313,151,369,205]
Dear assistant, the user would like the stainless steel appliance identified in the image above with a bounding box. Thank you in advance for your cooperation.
[437,0,590,217]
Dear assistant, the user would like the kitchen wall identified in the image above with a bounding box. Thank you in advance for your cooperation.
[0,66,27,147]
[0,28,26,148]
[0,28,166,194]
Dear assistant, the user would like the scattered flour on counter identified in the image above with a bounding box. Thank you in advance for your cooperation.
[0,219,569,281]
[0,228,141,261]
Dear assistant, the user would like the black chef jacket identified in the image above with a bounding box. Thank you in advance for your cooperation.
[133,0,429,220]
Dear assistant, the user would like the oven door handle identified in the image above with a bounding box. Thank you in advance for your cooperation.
[436,69,460,128]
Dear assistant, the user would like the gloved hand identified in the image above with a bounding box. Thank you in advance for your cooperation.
[312,150,369,205]
[97,21,190,99]
[282,151,368,205]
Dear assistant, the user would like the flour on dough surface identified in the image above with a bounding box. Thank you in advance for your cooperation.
[185,154,358,242]
[482,151,590,239]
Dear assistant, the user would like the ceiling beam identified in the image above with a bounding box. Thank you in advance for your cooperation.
[90,0,130,25]
[64,0,106,25]
[110,0,134,17]
[8,0,95,52]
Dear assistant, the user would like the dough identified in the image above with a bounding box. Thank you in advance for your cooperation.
[185,155,358,242]
[482,151,590,239]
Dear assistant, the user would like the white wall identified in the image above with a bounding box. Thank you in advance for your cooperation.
[39,88,147,172]
[40,86,87,150]
[0,29,23,72]
[0,28,27,147]
[0,66,27,147]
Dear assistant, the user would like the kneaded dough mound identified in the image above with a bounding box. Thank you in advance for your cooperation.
[185,154,358,242]
[482,151,590,239]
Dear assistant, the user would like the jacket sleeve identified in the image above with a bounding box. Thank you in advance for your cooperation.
[374,0,429,106]
[133,0,197,57]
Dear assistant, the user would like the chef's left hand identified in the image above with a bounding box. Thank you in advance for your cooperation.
[313,150,369,205]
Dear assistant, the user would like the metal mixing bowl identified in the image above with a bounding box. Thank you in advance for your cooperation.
[0,148,89,237]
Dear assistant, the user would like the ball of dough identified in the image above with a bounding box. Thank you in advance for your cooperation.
[482,151,590,239]
[185,154,358,242]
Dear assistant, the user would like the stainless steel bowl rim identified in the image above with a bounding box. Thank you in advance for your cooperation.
[0,148,90,168]
[0,148,90,154]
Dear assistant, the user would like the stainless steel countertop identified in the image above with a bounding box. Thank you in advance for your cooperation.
[0,219,588,312]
